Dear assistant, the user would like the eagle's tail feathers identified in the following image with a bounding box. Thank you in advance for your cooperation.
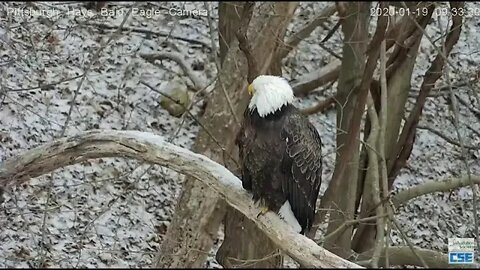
[278,200,302,233]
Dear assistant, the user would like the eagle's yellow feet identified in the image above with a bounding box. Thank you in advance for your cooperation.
[256,206,269,218]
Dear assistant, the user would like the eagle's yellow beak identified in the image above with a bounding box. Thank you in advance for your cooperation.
[247,84,255,96]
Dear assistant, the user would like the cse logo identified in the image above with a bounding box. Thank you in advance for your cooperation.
[449,252,474,264]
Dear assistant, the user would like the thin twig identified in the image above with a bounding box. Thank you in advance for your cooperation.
[441,8,480,251]
[60,6,134,137]
[140,52,205,91]
[278,3,337,59]
[323,214,389,242]
[456,93,480,121]
[417,125,480,150]
[391,217,428,268]
[38,172,54,267]
[5,74,84,92]
[139,80,239,168]
[204,2,240,126]
[84,22,210,48]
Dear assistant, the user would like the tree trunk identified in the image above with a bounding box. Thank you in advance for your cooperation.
[153,45,245,266]
[218,2,243,64]
[322,2,370,258]
[216,2,298,268]
[155,2,297,268]
[153,4,247,265]
[351,11,431,253]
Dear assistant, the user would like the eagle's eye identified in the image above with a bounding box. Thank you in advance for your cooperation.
[247,84,255,96]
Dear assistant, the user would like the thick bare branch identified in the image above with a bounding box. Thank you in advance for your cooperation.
[290,5,432,98]
[301,94,336,115]
[291,60,341,96]
[365,93,384,268]
[356,246,463,268]
[392,175,480,207]
[389,2,464,182]
[0,130,363,269]
[322,3,387,257]
[378,38,392,268]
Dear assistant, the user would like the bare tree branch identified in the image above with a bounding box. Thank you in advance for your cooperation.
[389,2,463,183]
[301,94,336,115]
[84,22,211,48]
[356,246,465,268]
[392,175,480,207]
[324,214,389,243]
[235,2,257,83]
[277,3,337,60]
[4,74,84,92]
[444,12,479,247]
[291,59,341,96]
[204,2,240,126]
[391,218,429,268]
[365,93,384,268]
[322,5,388,256]
[417,125,480,150]
[61,6,134,136]
[377,38,390,268]
[140,52,205,91]
[290,5,433,98]
[0,130,363,269]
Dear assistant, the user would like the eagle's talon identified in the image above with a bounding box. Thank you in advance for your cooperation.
[257,206,269,218]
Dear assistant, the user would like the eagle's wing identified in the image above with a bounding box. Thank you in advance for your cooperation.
[280,113,322,232]
[235,120,253,191]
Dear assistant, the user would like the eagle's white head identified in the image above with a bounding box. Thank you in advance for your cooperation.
[247,75,294,117]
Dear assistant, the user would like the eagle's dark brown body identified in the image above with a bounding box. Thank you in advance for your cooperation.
[235,104,323,234]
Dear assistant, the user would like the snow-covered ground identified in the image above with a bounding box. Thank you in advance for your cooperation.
[0,1,479,268]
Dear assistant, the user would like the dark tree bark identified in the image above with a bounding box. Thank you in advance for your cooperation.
[321,2,370,258]
[216,3,299,268]
[155,2,298,268]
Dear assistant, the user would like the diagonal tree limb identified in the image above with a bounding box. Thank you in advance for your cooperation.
[0,130,363,269]
[236,2,257,83]
[349,6,434,253]
[291,59,341,97]
[388,2,464,184]
[417,125,480,150]
[301,93,337,115]
[277,3,337,60]
[289,4,434,98]
[140,52,205,91]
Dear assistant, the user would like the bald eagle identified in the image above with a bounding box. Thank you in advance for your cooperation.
[236,75,323,234]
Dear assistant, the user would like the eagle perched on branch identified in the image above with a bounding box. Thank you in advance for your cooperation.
[236,75,323,234]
